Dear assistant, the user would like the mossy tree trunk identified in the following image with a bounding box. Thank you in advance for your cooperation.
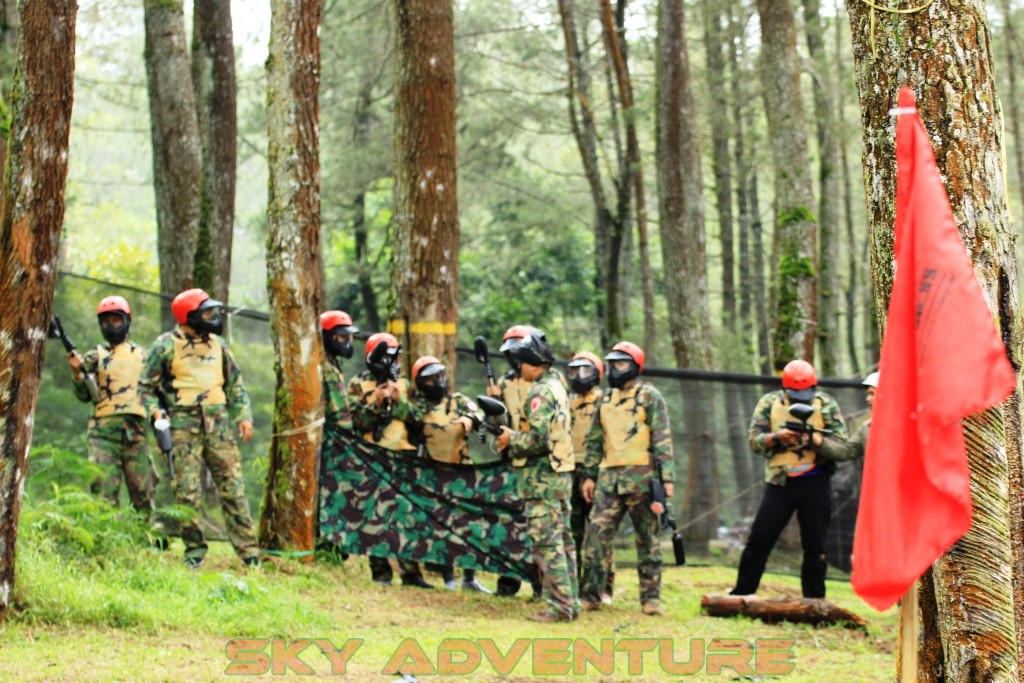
[389,0,459,372]
[0,0,76,623]
[259,0,324,557]
[847,1,1023,678]
[0,0,19,179]
[756,0,818,368]
[143,0,201,328]
[191,0,237,305]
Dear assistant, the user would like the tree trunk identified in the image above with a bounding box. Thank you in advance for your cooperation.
[0,0,19,177]
[259,0,324,557]
[756,0,817,368]
[389,0,459,372]
[1001,0,1024,217]
[353,191,382,331]
[191,0,237,305]
[655,0,718,550]
[144,0,201,328]
[0,0,76,623]
[847,1,1023,678]
[801,0,838,375]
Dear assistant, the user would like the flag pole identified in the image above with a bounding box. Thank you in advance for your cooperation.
[898,581,919,681]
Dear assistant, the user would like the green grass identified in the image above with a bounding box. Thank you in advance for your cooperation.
[1,525,898,682]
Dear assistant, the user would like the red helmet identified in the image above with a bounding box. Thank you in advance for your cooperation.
[499,324,532,353]
[97,296,131,317]
[781,359,817,390]
[569,351,605,380]
[412,355,445,382]
[605,341,645,372]
[320,310,358,334]
[171,288,211,325]
[365,332,400,360]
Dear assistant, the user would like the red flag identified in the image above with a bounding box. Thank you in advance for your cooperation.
[850,88,1016,611]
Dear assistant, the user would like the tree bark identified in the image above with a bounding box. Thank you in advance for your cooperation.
[1001,0,1024,221]
[0,0,76,623]
[191,0,237,305]
[0,0,19,177]
[389,0,459,372]
[801,0,839,375]
[756,0,818,368]
[259,0,324,557]
[847,1,1023,678]
[144,0,201,328]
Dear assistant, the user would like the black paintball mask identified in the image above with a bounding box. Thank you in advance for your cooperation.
[605,350,639,389]
[500,337,522,374]
[368,346,401,383]
[415,363,449,402]
[98,311,131,345]
[323,325,358,359]
[567,359,600,395]
[186,298,226,336]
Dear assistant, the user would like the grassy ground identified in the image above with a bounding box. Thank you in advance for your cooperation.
[0,536,897,682]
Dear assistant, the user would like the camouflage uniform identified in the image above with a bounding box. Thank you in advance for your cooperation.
[72,341,156,519]
[508,368,579,619]
[569,387,614,592]
[412,392,480,465]
[318,356,353,542]
[580,381,674,608]
[346,370,426,583]
[734,390,858,598]
[139,327,259,563]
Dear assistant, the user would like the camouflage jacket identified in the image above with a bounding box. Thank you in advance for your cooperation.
[747,389,858,485]
[569,387,603,466]
[322,356,353,431]
[582,380,675,484]
[508,368,573,501]
[410,392,481,464]
[72,341,146,417]
[346,370,418,435]
[138,327,253,424]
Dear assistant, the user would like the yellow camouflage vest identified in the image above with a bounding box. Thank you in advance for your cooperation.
[513,376,573,473]
[93,343,146,418]
[422,397,468,464]
[599,384,651,468]
[170,333,227,406]
[357,377,414,451]
[768,396,826,476]
[570,389,602,466]
[502,376,533,432]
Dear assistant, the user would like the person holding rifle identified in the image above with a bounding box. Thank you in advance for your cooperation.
[63,296,160,537]
[578,341,674,616]
[346,332,431,588]
[730,359,858,599]
[138,288,259,570]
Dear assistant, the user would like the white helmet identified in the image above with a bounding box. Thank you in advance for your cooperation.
[862,371,880,388]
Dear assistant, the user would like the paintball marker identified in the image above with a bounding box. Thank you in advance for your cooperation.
[49,315,101,403]
[368,341,395,441]
[152,390,175,480]
[473,336,496,388]
[458,395,508,443]
[784,403,833,444]
[650,461,686,566]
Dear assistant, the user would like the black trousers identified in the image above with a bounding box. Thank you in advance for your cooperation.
[732,475,832,598]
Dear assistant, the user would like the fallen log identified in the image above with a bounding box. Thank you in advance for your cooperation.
[701,595,867,628]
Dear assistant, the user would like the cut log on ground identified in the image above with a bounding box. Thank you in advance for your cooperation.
[701,594,867,628]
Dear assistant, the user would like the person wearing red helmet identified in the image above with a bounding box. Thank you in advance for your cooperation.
[316,310,359,556]
[139,288,259,569]
[730,359,859,599]
[578,341,674,616]
[65,296,159,538]
[566,351,614,604]
[345,332,432,588]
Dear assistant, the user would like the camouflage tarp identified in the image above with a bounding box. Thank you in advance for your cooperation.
[319,429,532,580]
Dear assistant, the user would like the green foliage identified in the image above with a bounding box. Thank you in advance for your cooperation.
[773,250,816,360]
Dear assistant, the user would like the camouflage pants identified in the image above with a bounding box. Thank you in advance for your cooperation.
[169,407,258,562]
[526,498,580,618]
[571,473,614,593]
[87,414,155,520]
[582,470,661,605]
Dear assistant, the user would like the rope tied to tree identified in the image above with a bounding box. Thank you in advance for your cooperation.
[859,0,937,58]
[271,417,325,438]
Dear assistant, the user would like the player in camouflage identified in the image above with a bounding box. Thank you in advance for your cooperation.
[139,288,260,570]
[346,332,432,588]
[567,351,615,604]
[66,296,158,532]
[409,355,492,593]
[316,310,359,554]
[496,328,579,622]
[579,341,674,616]
[730,359,860,598]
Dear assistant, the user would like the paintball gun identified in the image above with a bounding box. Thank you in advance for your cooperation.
[649,461,686,566]
[784,403,833,445]
[153,390,174,480]
[49,315,101,403]
[367,340,396,441]
[473,336,496,389]
[458,395,508,443]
